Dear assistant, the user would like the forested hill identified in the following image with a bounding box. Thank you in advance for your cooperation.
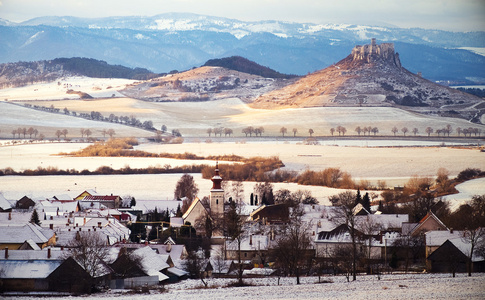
[203,56,297,79]
[0,57,156,88]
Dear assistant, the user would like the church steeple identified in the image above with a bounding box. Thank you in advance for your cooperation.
[210,162,224,215]
[211,161,223,190]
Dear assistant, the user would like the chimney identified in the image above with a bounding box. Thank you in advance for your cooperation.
[49,224,53,230]
[450,228,454,234]
[4,247,8,259]
[167,243,172,252]
[8,212,11,220]
[47,248,51,259]
[50,216,53,220]
[98,222,102,228]
[249,235,253,245]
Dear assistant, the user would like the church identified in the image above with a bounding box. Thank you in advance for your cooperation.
[182,162,225,237]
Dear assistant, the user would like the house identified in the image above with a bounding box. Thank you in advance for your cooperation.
[0,259,63,292]
[47,257,93,294]
[0,193,12,212]
[249,204,289,224]
[426,240,469,273]
[425,229,485,273]
[0,223,56,250]
[74,189,99,201]
[15,196,36,210]
[182,163,226,238]
[79,195,121,209]
[225,234,274,263]
[402,211,448,236]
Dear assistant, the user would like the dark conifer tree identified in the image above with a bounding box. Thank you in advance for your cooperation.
[30,209,41,226]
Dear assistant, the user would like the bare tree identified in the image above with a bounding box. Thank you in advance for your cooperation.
[175,174,199,211]
[225,200,246,285]
[462,195,485,276]
[355,126,362,136]
[330,128,335,136]
[62,129,68,138]
[80,128,86,138]
[412,128,419,136]
[308,128,314,137]
[391,126,398,136]
[371,127,379,136]
[280,127,287,137]
[272,205,312,284]
[292,128,298,137]
[224,128,233,137]
[332,191,359,281]
[55,130,62,140]
[425,127,433,137]
[107,129,116,138]
[183,248,210,287]
[401,127,408,136]
[65,231,110,278]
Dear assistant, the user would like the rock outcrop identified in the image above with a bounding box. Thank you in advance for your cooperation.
[250,39,484,123]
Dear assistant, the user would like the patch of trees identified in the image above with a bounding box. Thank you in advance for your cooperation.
[51,57,155,80]
[241,126,264,137]
[0,164,206,177]
[203,56,298,79]
[457,87,485,98]
[23,103,156,131]
[201,157,285,182]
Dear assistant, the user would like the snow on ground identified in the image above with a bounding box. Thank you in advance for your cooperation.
[0,142,484,206]
[3,273,485,300]
[0,102,152,138]
[7,95,484,138]
[0,77,136,100]
[0,173,344,208]
[443,177,485,211]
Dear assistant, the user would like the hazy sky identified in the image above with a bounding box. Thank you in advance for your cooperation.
[0,0,484,32]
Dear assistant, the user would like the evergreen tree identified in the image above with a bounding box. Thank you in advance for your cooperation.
[130,197,136,207]
[30,209,41,226]
[355,189,362,206]
[176,204,182,217]
[362,192,371,212]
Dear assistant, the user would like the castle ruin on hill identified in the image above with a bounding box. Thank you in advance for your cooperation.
[351,38,402,68]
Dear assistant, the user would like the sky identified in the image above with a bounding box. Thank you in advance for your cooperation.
[0,0,484,32]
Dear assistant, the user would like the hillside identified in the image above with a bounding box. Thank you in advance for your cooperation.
[251,39,485,123]
[203,56,296,79]
[121,66,297,103]
[0,58,155,88]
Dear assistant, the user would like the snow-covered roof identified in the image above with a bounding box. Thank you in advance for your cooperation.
[23,238,42,250]
[243,268,275,276]
[226,234,272,251]
[355,214,409,232]
[167,267,188,277]
[0,259,62,279]
[132,246,170,282]
[0,211,32,225]
[0,193,12,210]
[426,230,464,247]
[0,223,54,244]
[0,248,65,260]
[170,217,184,228]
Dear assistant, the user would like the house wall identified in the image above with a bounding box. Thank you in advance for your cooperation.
[183,201,207,229]
[0,243,23,250]
[1,278,49,292]
[413,218,446,236]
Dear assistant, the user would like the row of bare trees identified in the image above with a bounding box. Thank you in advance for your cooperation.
[207,127,233,137]
[10,127,42,139]
[391,124,482,137]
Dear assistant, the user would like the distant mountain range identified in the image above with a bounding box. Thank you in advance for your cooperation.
[0,13,484,84]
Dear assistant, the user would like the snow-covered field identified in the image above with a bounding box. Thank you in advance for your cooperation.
[0,77,136,100]
[3,274,485,300]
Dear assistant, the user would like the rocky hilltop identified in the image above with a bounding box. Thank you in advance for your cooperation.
[251,39,485,123]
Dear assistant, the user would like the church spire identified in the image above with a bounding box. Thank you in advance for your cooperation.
[211,161,222,190]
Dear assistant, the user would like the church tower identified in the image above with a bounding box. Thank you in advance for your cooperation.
[210,162,224,215]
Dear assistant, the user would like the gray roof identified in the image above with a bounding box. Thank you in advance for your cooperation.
[0,223,54,244]
[0,259,62,279]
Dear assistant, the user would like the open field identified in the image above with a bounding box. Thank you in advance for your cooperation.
[1,76,483,139]
[4,273,485,300]
[21,96,485,138]
[0,102,153,139]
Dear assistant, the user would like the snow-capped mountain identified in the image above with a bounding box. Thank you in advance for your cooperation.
[1,13,484,83]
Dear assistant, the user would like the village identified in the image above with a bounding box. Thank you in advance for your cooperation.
[0,162,484,296]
